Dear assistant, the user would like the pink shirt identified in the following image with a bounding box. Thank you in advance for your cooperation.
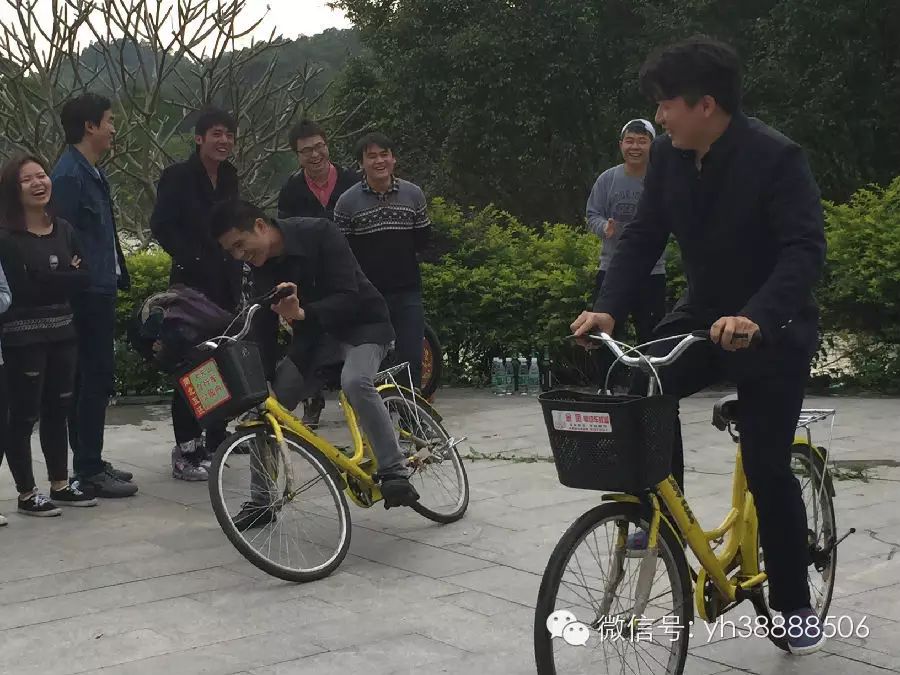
[305,164,338,208]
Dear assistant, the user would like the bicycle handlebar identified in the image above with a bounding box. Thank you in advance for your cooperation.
[198,286,294,350]
[574,329,761,370]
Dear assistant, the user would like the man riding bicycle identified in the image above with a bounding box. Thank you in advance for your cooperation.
[572,37,827,654]
[209,199,421,515]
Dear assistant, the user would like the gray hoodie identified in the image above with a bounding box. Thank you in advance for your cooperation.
[586,164,666,274]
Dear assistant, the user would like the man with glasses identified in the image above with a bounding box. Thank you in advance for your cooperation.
[276,120,359,427]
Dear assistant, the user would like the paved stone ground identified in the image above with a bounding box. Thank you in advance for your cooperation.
[1,388,899,674]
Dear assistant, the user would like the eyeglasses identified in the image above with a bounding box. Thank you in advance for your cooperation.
[297,142,327,158]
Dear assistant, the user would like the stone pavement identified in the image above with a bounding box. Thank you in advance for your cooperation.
[1,388,899,674]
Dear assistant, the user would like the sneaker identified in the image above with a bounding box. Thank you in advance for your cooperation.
[625,529,650,557]
[102,461,133,482]
[17,492,62,517]
[786,608,826,654]
[172,443,208,482]
[50,480,98,507]
[81,470,139,498]
[233,502,276,531]
[0,513,7,527]
[194,438,212,472]
[302,395,325,429]
[379,473,420,509]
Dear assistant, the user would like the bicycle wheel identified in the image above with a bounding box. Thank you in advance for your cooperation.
[535,502,692,675]
[751,442,836,650]
[420,322,443,399]
[379,387,469,523]
[208,427,351,582]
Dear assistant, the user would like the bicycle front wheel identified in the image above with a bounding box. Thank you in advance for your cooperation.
[380,387,469,523]
[208,427,351,582]
[534,502,692,675]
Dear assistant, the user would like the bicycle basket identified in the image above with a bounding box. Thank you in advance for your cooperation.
[538,390,678,492]
[176,340,268,428]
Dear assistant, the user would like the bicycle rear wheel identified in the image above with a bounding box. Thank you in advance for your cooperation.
[751,442,837,650]
[208,427,351,582]
[380,387,469,523]
[534,502,692,675]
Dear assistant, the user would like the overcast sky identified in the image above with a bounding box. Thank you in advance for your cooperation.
[0,0,351,56]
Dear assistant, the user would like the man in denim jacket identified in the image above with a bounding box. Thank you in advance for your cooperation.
[51,93,137,498]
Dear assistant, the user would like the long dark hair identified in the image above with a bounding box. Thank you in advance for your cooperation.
[0,154,51,231]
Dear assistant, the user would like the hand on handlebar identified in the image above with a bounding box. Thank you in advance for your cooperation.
[710,316,761,352]
[270,282,305,322]
[570,311,616,348]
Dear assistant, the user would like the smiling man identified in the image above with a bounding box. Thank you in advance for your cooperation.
[150,107,243,481]
[586,118,666,376]
[333,132,431,393]
[572,37,827,654]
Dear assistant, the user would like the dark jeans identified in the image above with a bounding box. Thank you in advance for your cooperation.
[594,270,666,389]
[382,289,425,391]
[4,341,78,493]
[171,393,226,453]
[631,315,813,612]
[69,292,117,478]
[0,363,7,483]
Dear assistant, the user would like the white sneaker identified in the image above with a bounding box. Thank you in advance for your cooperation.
[0,513,7,527]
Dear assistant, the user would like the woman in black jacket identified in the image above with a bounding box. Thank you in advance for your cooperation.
[0,155,96,516]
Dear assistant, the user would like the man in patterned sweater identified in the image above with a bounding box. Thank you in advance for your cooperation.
[333,132,431,391]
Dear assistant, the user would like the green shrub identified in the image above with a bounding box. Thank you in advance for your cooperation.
[115,250,172,395]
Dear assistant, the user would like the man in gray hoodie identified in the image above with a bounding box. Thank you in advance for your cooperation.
[586,119,667,354]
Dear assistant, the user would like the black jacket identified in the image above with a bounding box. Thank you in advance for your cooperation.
[594,112,826,351]
[150,153,243,311]
[251,217,394,376]
[277,165,359,221]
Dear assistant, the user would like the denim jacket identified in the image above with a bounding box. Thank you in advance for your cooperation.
[51,146,130,294]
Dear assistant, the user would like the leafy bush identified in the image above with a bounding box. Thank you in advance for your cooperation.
[114,250,172,396]
[422,199,597,384]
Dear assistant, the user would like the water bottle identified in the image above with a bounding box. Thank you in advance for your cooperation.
[528,353,541,395]
[518,356,529,395]
[504,357,515,395]
[491,357,505,395]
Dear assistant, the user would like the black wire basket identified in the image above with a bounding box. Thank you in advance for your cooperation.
[538,389,678,492]
[176,340,269,428]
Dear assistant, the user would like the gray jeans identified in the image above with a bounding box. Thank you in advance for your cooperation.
[250,341,406,504]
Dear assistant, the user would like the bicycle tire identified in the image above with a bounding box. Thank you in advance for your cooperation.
[534,501,692,675]
[379,386,469,523]
[420,322,443,399]
[751,442,837,651]
[208,427,351,583]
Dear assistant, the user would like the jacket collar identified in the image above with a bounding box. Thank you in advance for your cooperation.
[270,217,308,260]
[64,145,104,181]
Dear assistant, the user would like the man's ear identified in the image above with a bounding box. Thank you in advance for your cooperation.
[254,218,267,234]
[195,134,204,147]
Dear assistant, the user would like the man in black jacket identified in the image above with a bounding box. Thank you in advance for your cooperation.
[572,38,827,654]
[211,199,420,516]
[150,108,243,481]
[277,119,359,427]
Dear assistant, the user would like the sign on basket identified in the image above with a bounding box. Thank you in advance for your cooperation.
[551,410,613,433]
[179,358,233,418]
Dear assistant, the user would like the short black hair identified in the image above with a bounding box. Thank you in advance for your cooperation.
[60,93,112,144]
[195,107,237,138]
[288,119,327,152]
[639,36,742,114]
[355,132,394,162]
[209,199,269,240]
[621,120,654,140]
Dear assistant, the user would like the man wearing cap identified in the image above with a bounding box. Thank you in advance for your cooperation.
[586,118,666,360]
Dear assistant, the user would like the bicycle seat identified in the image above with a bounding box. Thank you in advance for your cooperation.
[712,394,739,431]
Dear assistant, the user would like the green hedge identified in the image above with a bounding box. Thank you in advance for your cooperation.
[113,181,900,394]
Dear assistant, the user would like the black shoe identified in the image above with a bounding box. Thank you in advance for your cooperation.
[233,502,276,532]
[302,396,325,429]
[50,480,98,507]
[81,470,139,498]
[17,492,62,517]
[380,474,420,509]
[102,461,133,482]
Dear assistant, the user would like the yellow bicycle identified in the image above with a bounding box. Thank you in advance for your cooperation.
[178,292,469,582]
[533,332,853,674]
